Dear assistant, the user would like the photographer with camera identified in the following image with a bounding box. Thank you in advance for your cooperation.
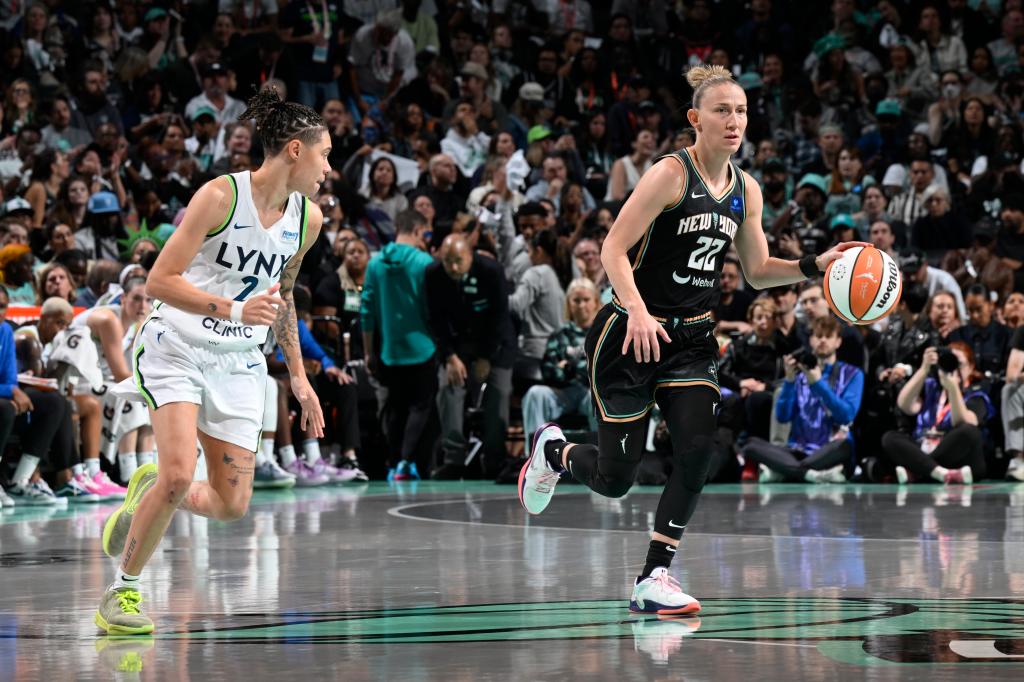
[741,316,864,483]
[880,342,993,484]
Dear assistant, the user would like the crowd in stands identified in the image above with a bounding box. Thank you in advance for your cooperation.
[2,0,1024,505]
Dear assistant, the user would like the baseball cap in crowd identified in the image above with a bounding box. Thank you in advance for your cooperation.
[191,105,217,122]
[898,247,926,275]
[797,173,828,197]
[87,191,121,215]
[519,82,545,103]
[876,99,902,118]
[819,123,843,137]
[460,62,488,81]
[527,125,553,144]
[143,7,168,23]
[638,100,657,112]
[813,34,846,58]
[1,197,31,217]
[830,213,856,232]
[763,157,787,174]
[202,62,228,78]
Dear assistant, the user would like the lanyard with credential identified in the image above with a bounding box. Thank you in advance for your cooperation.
[305,0,331,37]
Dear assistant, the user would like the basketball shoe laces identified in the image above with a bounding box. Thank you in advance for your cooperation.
[651,570,683,596]
[534,470,561,494]
[116,590,143,615]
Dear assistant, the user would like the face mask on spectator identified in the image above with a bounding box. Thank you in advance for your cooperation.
[942,84,961,99]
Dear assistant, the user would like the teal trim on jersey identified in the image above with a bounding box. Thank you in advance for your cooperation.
[206,175,239,239]
[736,165,747,224]
[298,196,309,249]
[133,345,157,410]
[681,148,737,204]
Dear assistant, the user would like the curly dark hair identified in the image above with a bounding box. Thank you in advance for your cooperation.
[238,87,326,156]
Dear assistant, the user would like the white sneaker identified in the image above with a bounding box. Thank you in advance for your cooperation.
[0,486,14,507]
[518,422,565,515]
[629,567,701,615]
[814,464,846,484]
[34,478,68,507]
[1006,457,1024,482]
[758,464,785,483]
[895,466,909,485]
[8,481,60,506]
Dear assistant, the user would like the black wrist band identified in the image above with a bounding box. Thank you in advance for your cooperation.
[799,255,819,279]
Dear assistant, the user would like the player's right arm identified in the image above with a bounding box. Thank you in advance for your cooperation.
[146,177,279,326]
[601,157,685,364]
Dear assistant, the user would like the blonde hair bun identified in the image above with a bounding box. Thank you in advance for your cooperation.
[686,64,738,108]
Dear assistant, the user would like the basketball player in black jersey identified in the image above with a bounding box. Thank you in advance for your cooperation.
[518,65,867,614]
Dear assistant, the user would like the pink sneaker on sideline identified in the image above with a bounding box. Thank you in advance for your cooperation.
[88,471,128,501]
[310,458,359,483]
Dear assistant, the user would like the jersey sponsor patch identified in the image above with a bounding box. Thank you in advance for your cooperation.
[730,196,743,214]
[282,230,299,241]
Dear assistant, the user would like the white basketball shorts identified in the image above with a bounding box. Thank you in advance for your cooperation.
[114,316,267,452]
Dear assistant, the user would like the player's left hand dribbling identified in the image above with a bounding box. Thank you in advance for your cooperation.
[814,241,872,271]
[290,374,325,437]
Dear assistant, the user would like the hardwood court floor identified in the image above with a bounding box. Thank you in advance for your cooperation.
[1,480,1023,680]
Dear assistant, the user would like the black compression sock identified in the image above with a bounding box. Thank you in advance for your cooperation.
[640,540,677,580]
[543,439,567,472]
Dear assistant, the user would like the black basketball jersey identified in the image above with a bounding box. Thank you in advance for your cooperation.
[624,148,747,317]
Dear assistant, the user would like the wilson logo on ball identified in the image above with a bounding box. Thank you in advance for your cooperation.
[823,246,902,325]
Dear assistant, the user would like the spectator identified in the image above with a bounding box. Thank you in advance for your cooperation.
[713,257,756,335]
[426,234,515,479]
[399,0,440,54]
[24,149,70,229]
[794,281,865,369]
[889,157,937,226]
[1003,291,1024,329]
[884,42,938,120]
[572,237,607,291]
[76,192,124,261]
[911,185,971,251]
[510,230,566,382]
[899,247,968,320]
[184,62,245,125]
[853,185,900,240]
[825,146,873,218]
[3,79,35,135]
[36,262,76,305]
[526,152,597,212]
[946,283,1012,377]
[41,222,76,263]
[775,174,830,260]
[70,61,123,137]
[40,96,92,152]
[605,129,655,201]
[361,157,408,223]
[445,61,507,134]
[440,98,491,178]
[361,209,435,480]
[997,192,1024,292]
[0,245,38,305]
[913,5,968,74]
[987,8,1024,76]
[346,10,415,115]
[868,219,898,258]
[743,315,864,483]
[881,342,992,484]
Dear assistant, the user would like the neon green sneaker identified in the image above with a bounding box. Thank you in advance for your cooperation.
[95,588,154,635]
[102,463,158,558]
[95,634,154,671]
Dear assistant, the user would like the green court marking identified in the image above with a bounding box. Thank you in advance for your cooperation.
[154,597,1024,665]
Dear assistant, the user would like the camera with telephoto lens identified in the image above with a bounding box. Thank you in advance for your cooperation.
[795,349,817,369]
[936,347,960,373]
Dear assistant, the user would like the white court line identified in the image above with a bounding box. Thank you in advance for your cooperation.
[386,499,1024,543]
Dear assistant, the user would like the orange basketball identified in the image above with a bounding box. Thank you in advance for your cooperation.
[823,246,902,325]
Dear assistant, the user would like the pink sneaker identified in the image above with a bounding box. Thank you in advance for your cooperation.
[310,458,359,483]
[88,470,128,501]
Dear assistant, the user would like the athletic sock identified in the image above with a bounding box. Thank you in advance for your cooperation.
[258,438,275,466]
[112,568,142,592]
[137,451,156,467]
[279,444,297,467]
[118,452,138,482]
[12,454,40,487]
[931,466,949,482]
[302,438,322,464]
[542,439,568,472]
[640,540,677,580]
[86,458,101,479]
[72,462,85,478]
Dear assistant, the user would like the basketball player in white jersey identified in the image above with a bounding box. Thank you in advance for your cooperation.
[94,88,329,635]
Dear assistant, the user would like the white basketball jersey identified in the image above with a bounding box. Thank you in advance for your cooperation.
[154,171,309,350]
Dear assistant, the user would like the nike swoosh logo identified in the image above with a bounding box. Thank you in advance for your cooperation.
[233,224,252,230]
[246,362,260,369]
[672,271,691,284]
[691,191,706,199]
[668,520,686,528]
